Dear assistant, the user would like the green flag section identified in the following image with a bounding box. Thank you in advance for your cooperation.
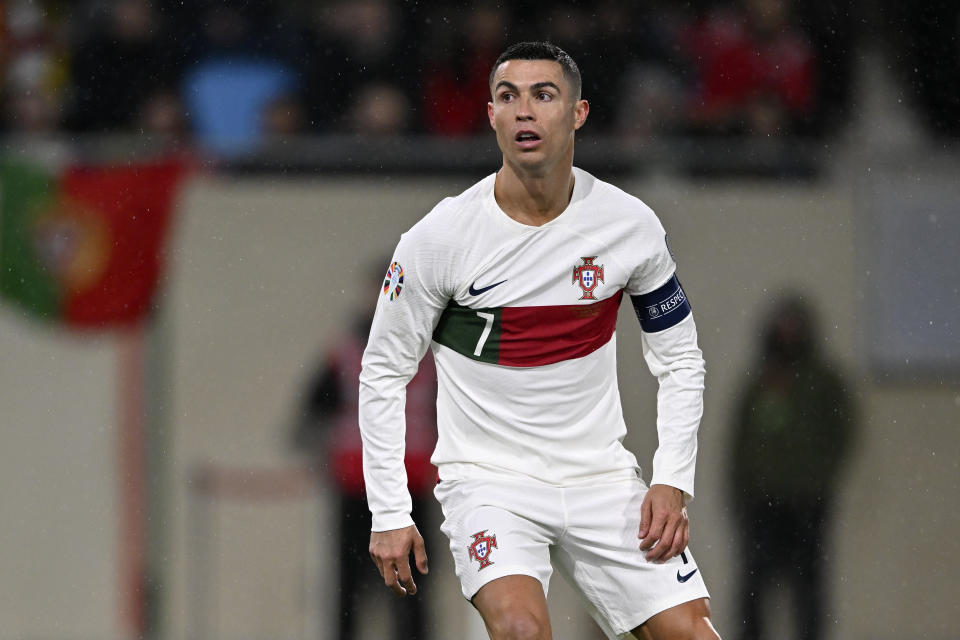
[0,159,184,328]
[433,291,623,367]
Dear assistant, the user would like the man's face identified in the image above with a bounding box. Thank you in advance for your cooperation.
[487,59,589,174]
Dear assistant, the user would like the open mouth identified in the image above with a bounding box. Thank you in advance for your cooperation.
[515,131,542,147]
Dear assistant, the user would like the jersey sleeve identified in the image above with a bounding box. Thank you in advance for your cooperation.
[627,219,705,501]
[624,217,677,298]
[640,315,705,501]
[359,224,450,531]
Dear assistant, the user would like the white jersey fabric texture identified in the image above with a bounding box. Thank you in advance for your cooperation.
[360,167,706,532]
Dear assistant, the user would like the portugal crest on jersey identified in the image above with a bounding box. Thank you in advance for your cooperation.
[572,256,604,300]
[468,530,498,570]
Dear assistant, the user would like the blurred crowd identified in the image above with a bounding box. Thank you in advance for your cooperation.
[1,0,957,156]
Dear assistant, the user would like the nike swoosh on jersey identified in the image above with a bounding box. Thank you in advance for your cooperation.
[468,279,507,296]
[677,568,699,583]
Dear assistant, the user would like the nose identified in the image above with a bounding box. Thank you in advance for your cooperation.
[515,95,535,121]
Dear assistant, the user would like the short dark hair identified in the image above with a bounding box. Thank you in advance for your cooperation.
[489,41,582,98]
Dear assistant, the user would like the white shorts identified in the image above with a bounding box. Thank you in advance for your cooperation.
[434,473,710,639]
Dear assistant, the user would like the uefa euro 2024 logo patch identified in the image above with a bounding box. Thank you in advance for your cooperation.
[468,530,498,570]
[572,256,604,300]
[382,261,404,300]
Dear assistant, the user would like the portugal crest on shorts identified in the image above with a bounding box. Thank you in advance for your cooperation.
[468,530,498,570]
[572,256,604,300]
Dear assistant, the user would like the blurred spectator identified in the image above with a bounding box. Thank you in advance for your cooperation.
[615,64,687,139]
[1,0,68,134]
[292,261,438,640]
[261,93,307,137]
[491,2,684,134]
[419,2,508,136]
[183,57,295,156]
[0,0,908,145]
[180,3,298,156]
[728,293,856,640]
[65,0,180,132]
[4,60,61,133]
[348,82,412,136]
[299,0,416,134]
[136,89,188,138]
[544,2,623,131]
[680,0,817,136]
[611,3,695,138]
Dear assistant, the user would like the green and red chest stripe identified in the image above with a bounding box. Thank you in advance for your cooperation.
[432,291,623,367]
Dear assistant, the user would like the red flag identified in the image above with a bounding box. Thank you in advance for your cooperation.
[26,161,183,327]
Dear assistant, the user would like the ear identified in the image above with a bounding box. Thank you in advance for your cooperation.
[573,99,589,130]
[487,101,496,130]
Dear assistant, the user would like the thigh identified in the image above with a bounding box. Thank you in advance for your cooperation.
[632,597,719,640]
[473,575,552,640]
[435,478,559,601]
[552,479,711,638]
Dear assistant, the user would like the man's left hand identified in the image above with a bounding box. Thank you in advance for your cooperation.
[637,483,689,563]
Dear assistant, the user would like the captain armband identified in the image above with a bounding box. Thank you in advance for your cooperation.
[630,274,692,333]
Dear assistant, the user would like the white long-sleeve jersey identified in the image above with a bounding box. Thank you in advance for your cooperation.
[360,168,705,532]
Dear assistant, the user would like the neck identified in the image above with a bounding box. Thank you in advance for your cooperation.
[494,157,576,227]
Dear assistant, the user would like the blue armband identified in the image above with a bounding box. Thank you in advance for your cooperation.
[631,274,691,333]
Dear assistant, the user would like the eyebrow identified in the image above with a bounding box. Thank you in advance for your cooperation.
[494,80,563,94]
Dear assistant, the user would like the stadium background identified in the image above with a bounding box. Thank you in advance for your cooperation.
[0,1,957,639]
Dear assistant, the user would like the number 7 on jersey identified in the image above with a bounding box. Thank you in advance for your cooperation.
[474,312,495,356]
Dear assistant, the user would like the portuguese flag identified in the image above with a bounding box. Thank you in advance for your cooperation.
[0,159,183,328]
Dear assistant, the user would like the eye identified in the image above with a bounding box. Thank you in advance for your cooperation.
[499,92,515,103]
[537,91,553,101]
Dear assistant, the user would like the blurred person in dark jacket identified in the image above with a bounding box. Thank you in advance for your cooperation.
[292,263,438,640]
[729,293,856,640]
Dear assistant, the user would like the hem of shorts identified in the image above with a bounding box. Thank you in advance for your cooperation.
[613,591,711,638]
[462,566,548,602]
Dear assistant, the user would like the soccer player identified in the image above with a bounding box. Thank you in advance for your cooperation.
[360,42,721,640]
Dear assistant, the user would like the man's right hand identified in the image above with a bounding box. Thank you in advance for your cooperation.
[369,524,429,596]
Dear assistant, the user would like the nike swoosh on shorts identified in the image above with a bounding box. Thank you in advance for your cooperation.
[677,568,699,583]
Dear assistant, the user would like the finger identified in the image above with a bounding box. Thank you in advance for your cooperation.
[654,516,685,562]
[638,492,653,539]
[395,555,417,596]
[646,516,679,562]
[639,511,666,551]
[665,520,688,560]
[383,562,408,597]
[398,575,418,596]
[412,533,429,575]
